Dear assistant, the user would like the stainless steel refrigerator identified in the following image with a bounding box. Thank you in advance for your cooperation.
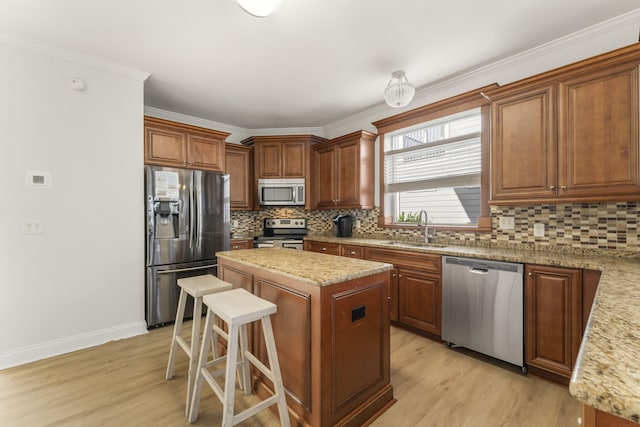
[145,165,230,327]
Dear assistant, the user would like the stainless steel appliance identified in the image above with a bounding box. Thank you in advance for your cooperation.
[442,256,525,371]
[258,178,305,206]
[254,218,307,250]
[145,166,230,327]
[332,214,353,237]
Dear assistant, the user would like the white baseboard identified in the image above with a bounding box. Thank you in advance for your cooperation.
[0,321,148,370]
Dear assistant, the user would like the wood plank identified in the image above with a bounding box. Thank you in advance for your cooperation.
[0,326,580,426]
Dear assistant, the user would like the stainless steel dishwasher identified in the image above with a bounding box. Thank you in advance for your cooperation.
[442,256,525,371]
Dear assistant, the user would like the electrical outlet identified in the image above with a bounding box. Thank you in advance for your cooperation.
[355,219,361,228]
[533,223,545,237]
[23,219,44,234]
[499,216,515,230]
[233,220,239,228]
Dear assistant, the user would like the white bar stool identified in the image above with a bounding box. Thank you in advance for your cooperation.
[166,274,233,416]
[188,288,290,427]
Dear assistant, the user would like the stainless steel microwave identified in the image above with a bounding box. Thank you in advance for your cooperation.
[258,178,305,206]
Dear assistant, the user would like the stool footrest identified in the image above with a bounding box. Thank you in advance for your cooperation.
[176,336,190,354]
[233,395,279,425]
[244,351,275,383]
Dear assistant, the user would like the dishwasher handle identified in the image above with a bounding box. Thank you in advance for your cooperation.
[468,267,489,275]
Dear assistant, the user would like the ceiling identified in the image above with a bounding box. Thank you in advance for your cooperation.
[1,0,639,129]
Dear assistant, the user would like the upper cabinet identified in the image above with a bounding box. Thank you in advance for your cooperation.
[489,45,640,204]
[311,130,377,209]
[144,117,229,172]
[242,135,326,179]
[225,143,253,211]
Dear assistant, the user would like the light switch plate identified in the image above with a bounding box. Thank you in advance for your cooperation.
[23,219,44,234]
[533,223,545,237]
[499,216,515,230]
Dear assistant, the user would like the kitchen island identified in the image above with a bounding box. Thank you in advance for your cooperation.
[216,248,394,427]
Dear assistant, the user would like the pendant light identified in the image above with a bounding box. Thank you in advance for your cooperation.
[384,70,415,108]
[237,0,283,17]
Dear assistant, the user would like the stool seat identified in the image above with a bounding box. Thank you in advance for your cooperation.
[203,288,276,325]
[166,274,233,417]
[178,274,233,298]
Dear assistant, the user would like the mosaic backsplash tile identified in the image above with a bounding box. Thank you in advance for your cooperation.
[231,201,639,253]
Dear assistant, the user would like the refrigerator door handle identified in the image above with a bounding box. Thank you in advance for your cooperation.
[157,264,217,274]
[194,173,200,248]
[189,181,195,248]
[147,197,155,266]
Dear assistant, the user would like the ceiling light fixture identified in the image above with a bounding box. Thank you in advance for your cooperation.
[384,70,415,108]
[236,0,283,17]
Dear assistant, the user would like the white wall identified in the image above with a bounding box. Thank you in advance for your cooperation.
[0,38,149,369]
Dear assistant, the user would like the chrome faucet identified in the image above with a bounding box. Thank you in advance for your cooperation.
[417,209,430,244]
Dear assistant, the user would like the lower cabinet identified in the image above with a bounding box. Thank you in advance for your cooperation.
[397,268,442,335]
[525,264,601,383]
[304,240,340,255]
[229,239,253,250]
[582,405,638,427]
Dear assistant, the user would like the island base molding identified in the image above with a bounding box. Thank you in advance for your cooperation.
[254,382,395,427]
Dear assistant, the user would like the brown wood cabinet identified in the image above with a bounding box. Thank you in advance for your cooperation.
[303,240,340,255]
[305,240,443,336]
[582,404,637,427]
[242,135,326,179]
[525,265,601,384]
[218,254,393,427]
[311,130,376,209]
[491,84,557,201]
[144,117,228,172]
[397,268,441,335]
[229,239,253,250]
[489,45,640,204]
[363,247,442,337]
[225,143,253,210]
[525,264,582,382]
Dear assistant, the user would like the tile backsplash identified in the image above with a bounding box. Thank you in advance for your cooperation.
[231,201,639,253]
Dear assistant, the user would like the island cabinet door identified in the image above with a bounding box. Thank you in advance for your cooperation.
[398,268,442,336]
[254,278,313,414]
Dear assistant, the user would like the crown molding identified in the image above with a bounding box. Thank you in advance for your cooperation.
[0,32,150,82]
[323,8,640,139]
[246,126,326,137]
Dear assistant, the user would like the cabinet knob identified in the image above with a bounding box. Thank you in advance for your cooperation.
[350,251,356,255]
[528,272,532,276]
[398,274,402,278]
[549,185,555,190]
[560,185,567,189]
[322,247,327,251]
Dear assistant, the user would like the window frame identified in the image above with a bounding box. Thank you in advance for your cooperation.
[372,85,496,232]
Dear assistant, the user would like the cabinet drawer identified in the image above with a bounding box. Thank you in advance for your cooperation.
[340,244,365,259]
[230,239,253,250]
[304,240,340,255]
[365,247,441,273]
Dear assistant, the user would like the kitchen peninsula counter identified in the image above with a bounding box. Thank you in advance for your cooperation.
[216,248,394,427]
[305,235,640,424]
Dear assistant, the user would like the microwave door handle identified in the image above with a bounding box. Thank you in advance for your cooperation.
[292,187,296,203]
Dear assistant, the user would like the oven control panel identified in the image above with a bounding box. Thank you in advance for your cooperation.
[264,218,307,229]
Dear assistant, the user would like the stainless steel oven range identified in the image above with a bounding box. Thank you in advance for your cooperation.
[254,218,307,250]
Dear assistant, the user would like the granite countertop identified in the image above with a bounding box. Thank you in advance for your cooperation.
[216,248,393,287]
[306,235,640,423]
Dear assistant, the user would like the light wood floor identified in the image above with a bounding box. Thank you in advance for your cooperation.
[0,325,580,426]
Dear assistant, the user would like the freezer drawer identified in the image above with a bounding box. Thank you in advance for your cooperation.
[146,260,217,327]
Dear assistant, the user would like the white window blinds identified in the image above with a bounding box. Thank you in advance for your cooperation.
[384,109,481,193]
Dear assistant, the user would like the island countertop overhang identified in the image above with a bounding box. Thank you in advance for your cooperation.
[216,248,393,287]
